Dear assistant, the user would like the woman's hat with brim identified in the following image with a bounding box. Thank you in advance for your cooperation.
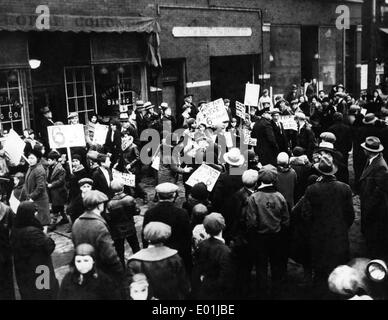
[78,178,94,188]
[144,102,154,110]
[223,148,245,167]
[314,154,338,176]
[361,136,384,153]
[363,113,378,125]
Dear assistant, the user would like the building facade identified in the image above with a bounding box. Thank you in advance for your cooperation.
[0,0,363,134]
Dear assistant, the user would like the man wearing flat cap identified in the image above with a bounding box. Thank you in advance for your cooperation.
[359,136,388,258]
[72,190,124,291]
[142,182,192,271]
[245,164,289,299]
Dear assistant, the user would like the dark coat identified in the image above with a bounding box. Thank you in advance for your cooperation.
[59,268,121,300]
[271,120,289,153]
[328,122,353,158]
[290,158,313,202]
[68,165,88,202]
[117,143,141,174]
[251,118,279,165]
[359,154,388,236]
[142,202,192,271]
[352,122,382,191]
[66,194,85,222]
[304,175,354,274]
[295,125,316,160]
[72,211,124,281]
[105,192,138,240]
[11,225,58,299]
[127,246,189,300]
[20,163,50,226]
[104,129,121,164]
[212,173,244,240]
[192,237,234,300]
[47,162,67,206]
[92,167,113,199]
[0,203,15,299]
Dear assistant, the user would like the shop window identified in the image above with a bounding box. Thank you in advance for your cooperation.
[0,69,25,134]
[64,66,96,124]
[94,63,144,117]
[319,27,344,92]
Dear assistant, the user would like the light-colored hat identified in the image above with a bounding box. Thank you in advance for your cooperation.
[277,152,289,166]
[295,112,306,120]
[155,182,179,195]
[223,148,245,167]
[144,102,154,110]
[68,112,79,119]
[318,141,334,149]
[361,136,384,153]
[136,100,144,106]
[143,221,172,244]
[320,132,337,143]
[242,169,259,187]
[160,102,168,109]
[363,113,378,125]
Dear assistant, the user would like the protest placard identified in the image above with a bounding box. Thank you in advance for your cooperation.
[185,164,221,192]
[242,129,257,146]
[279,115,298,131]
[244,83,260,107]
[48,124,86,149]
[235,101,246,119]
[112,169,136,187]
[3,129,26,165]
[224,131,234,148]
[196,98,229,127]
[93,124,109,145]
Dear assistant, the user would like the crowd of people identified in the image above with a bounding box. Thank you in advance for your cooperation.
[1,82,388,300]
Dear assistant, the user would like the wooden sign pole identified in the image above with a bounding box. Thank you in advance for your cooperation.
[67,147,73,175]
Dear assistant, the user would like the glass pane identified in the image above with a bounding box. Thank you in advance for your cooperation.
[270,26,301,95]
[67,84,75,98]
[68,98,76,113]
[319,27,344,92]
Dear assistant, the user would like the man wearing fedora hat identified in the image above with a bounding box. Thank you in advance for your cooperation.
[303,154,354,298]
[352,113,383,193]
[212,148,245,242]
[359,136,388,254]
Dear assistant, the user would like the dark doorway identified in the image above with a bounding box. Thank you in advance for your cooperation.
[210,54,259,105]
[301,26,319,84]
[160,59,185,117]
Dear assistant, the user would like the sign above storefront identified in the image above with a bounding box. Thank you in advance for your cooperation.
[172,27,252,37]
[0,13,160,33]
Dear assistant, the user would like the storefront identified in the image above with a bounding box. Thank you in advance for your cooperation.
[0,12,161,134]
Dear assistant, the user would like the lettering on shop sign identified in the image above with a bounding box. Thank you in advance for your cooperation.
[35,5,50,30]
[335,5,350,30]
[172,27,252,37]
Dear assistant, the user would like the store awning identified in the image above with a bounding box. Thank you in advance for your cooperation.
[0,13,162,67]
[0,13,160,34]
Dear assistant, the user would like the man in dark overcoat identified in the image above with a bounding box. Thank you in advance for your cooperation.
[142,182,192,272]
[359,136,388,258]
[303,155,354,299]
[251,109,279,165]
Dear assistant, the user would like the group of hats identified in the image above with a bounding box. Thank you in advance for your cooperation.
[135,100,154,112]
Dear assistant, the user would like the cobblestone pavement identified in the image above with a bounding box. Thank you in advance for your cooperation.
[47,156,366,299]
